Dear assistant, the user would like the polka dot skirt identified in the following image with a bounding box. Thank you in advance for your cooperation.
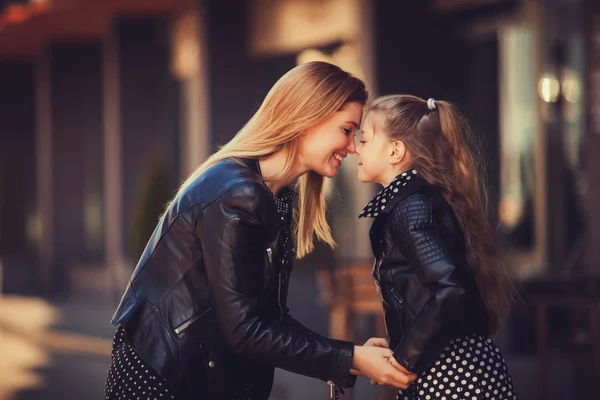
[397,334,518,400]
[105,325,176,400]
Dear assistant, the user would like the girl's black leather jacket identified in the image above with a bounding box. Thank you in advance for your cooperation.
[368,175,490,376]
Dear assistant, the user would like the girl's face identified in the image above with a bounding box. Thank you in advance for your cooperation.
[356,112,396,185]
[296,101,363,178]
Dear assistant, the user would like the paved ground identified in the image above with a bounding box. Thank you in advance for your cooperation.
[0,266,592,400]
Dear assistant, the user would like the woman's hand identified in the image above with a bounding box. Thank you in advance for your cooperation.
[357,337,417,383]
[351,345,417,389]
[369,354,417,386]
[363,337,389,348]
[349,338,389,375]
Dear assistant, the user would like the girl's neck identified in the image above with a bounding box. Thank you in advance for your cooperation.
[377,165,410,187]
[378,168,404,188]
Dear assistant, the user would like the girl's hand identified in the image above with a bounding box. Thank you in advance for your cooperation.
[349,338,388,376]
[363,337,389,348]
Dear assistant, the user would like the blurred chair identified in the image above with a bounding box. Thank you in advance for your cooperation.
[316,261,384,340]
[525,236,600,400]
[316,261,395,400]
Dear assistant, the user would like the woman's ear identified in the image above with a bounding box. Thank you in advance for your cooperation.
[389,140,407,165]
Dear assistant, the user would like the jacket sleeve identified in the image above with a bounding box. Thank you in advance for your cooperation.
[196,183,355,387]
[390,195,466,374]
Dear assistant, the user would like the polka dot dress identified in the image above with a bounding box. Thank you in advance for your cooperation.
[397,334,518,400]
[105,325,175,400]
[359,170,418,218]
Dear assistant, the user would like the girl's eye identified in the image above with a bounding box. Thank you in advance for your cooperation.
[359,141,366,144]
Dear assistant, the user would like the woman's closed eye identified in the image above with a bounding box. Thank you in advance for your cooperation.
[342,128,353,136]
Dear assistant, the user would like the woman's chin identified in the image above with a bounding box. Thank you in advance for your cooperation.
[317,163,340,178]
[322,169,338,178]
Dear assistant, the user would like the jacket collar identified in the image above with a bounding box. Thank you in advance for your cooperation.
[236,157,261,174]
[238,157,298,205]
[359,169,424,219]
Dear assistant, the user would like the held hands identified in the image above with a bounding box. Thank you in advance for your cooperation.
[350,338,417,389]
[363,338,417,385]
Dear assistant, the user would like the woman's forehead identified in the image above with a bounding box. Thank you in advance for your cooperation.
[336,101,363,123]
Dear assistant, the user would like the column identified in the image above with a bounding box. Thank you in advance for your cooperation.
[584,0,600,273]
[0,60,36,293]
[171,1,211,177]
[37,41,104,294]
[103,17,180,296]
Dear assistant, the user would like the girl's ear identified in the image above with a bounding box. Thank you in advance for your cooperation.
[389,140,407,165]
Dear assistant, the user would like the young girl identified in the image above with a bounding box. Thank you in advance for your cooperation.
[356,94,518,400]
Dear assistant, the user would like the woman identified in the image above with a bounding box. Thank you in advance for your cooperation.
[104,62,414,400]
[356,94,518,399]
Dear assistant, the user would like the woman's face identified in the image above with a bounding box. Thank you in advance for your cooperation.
[296,101,363,178]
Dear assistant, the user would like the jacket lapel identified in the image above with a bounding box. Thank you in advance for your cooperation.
[367,175,426,269]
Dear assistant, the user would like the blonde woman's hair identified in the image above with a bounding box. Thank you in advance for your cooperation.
[175,61,367,258]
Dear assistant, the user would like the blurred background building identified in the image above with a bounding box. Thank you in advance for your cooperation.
[0,0,599,399]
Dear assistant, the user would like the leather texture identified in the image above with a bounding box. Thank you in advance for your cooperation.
[111,158,355,399]
[369,175,490,376]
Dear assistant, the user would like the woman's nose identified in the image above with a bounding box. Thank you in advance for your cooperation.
[347,136,356,154]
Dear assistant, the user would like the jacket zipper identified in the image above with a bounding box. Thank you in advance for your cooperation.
[174,306,213,334]
[327,381,342,400]
[376,256,384,283]
[267,247,284,320]
[390,288,404,309]
[278,271,284,319]
[374,253,383,302]
[376,243,385,281]
[391,288,414,318]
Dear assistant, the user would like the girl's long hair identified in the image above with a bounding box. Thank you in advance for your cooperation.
[368,94,516,334]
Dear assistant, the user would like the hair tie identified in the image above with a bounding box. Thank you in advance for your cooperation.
[427,98,436,110]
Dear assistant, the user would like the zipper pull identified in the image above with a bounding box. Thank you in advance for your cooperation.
[327,381,340,400]
[266,247,273,266]
[277,270,284,320]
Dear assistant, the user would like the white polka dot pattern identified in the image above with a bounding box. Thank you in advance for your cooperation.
[359,170,419,218]
[396,334,518,400]
[270,187,297,296]
[105,326,175,400]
